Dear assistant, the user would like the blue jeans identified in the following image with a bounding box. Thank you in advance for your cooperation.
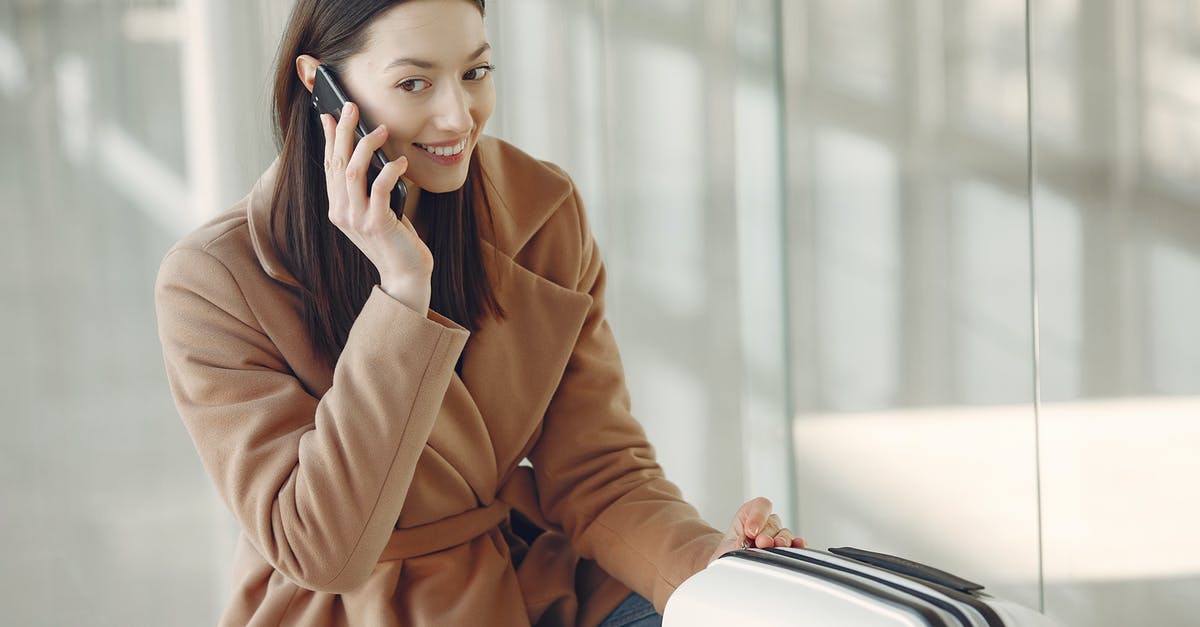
[597,593,662,627]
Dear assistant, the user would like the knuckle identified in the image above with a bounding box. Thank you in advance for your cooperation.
[326,154,344,171]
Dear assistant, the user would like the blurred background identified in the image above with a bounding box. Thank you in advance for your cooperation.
[1,0,1197,625]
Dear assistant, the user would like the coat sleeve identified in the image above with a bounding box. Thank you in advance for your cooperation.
[154,246,469,593]
[527,183,724,613]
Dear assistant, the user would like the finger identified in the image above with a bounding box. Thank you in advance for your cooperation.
[346,123,388,205]
[739,497,773,537]
[791,537,807,549]
[333,101,358,174]
[320,113,336,169]
[752,513,783,548]
[772,529,795,548]
[753,513,782,542]
[323,113,350,219]
[756,530,776,548]
[369,156,408,220]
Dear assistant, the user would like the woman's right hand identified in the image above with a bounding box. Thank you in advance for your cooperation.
[321,102,433,314]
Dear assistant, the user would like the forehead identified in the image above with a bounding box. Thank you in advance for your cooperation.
[360,0,486,63]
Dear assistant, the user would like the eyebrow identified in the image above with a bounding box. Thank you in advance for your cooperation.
[384,42,491,71]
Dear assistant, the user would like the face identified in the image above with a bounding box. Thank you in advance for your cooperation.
[338,0,493,194]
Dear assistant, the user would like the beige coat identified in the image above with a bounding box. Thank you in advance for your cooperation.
[154,136,723,626]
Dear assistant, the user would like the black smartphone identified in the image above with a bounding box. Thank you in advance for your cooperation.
[311,64,408,212]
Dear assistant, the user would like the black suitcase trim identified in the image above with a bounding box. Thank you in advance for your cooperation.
[824,548,1006,627]
[759,548,975,627]
[725,549,950,626]
[829,547,985,593]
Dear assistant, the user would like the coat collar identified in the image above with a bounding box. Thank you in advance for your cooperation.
[246,135,573,288]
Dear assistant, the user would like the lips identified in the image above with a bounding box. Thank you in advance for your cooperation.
[414,139,467,157]
[410,137,470,167]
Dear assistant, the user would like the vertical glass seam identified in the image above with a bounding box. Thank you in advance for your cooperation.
[1024,0,1047,614]
[770,0,800,528]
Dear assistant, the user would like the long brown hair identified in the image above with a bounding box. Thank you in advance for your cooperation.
[269,0,502,369]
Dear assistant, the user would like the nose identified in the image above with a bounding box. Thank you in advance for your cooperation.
[432,82,473,135]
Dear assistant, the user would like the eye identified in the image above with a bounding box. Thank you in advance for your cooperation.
[464,64,496,81]
[398,78,431,93]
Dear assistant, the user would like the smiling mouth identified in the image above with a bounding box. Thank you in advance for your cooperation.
[413,139,467,157]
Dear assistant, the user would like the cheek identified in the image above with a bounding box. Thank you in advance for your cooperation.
[471,87,496,128]
[381,116,424,155]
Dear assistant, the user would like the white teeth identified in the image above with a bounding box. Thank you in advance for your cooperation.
[417,140,466,157]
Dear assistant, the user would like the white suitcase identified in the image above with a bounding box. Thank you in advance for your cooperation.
[663,547,1060,626]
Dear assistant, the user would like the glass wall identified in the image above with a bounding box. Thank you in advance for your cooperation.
[1,1,222,625]
[1031,0,1200,624]
[781,0,1042,609]
[782,0,1200,624]
[3,0,1196,625]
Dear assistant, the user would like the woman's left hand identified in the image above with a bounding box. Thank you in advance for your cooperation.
[708,497,806,564]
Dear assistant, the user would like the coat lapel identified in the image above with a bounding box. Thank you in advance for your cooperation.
[427,137,592,500]
[447,240,591,494]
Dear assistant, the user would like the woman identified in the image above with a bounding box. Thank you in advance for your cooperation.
[154,0,803,625]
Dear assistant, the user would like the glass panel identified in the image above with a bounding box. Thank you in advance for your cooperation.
[950,0,1029,141]
[812,126,900,411]
[811,0,895,100]
[735,0,794,516]
[490,0,797,525]
[0,2,224,625]
[783,0,1042,609]
[596,1,745,522]
[1032,0,1200,624]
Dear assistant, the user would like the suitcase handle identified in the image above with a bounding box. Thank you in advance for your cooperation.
[829,547,985,593]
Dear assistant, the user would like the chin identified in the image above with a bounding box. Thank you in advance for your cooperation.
[413,170,470,194]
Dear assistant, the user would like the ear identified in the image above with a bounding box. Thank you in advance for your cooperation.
[296,54,320,94]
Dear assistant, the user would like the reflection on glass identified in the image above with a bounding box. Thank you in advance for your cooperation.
[952,179,1034,406]
[812,0,894,99]
[813,126,899,411]
[2,2,222,625]
[1030,0,1079,149]
[1147,240,1200,395]
[954,0,1028,141]
[1034,0,1200,624]
[786,0,1041,612]
[1027,188,1081,402]
[1142,0,1200,187]
[621,39,707,319]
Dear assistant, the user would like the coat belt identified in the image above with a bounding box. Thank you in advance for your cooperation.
[379,500,510,562]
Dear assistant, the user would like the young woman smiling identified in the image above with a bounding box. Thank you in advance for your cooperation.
[154,1,803,625]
